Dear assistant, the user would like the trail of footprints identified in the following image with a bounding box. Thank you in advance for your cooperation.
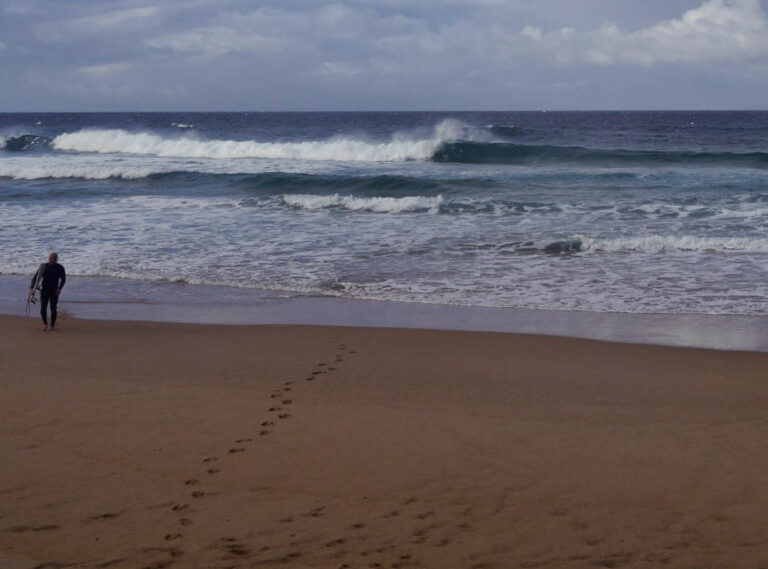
[218,496,465,569]
[145,341,355,569]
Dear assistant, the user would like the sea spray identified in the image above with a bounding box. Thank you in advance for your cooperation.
[51,119,483,162]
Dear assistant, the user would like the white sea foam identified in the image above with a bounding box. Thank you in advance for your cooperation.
[0,160,163,180]
[282,193,444,213]
[51,119,477,162]
[0,152,350,180]
[580,234,768,253]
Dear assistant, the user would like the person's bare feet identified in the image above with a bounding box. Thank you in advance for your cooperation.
[42,326,48,332]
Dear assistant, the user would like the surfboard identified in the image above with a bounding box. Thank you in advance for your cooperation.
[25,263,46,317]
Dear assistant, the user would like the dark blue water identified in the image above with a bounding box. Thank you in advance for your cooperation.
[1,111,767,314]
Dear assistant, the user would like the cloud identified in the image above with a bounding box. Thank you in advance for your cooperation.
[147,26,278,57]
[75,6,160,30]
[139,0,768,77]
[78,62,134,76]
[317,61,362,77]
[1,0,768,110]
[524,0,768,66]
[36,5,162,43]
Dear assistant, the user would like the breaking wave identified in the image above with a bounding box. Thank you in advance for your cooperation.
[1,134,52,152]
[0,161,163,180]
[11,123,767,169]
[50,119,480,162]
[282,193,444,213]
[432,141,768,168]
[581,235,768,253]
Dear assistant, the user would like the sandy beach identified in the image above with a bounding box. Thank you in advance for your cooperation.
[2,314,768,569]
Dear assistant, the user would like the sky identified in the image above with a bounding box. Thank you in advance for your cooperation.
[0,0,767,111]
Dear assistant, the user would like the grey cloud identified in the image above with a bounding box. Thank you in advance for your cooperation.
[522,0,768,66]
[0,0,766,110]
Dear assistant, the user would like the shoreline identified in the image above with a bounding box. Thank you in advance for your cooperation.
[2,315,768,568]
[2,274,767,351]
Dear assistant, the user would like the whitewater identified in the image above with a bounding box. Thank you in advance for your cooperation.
[1,110,767,315]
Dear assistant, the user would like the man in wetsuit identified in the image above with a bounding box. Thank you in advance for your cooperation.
[30,252,66,331]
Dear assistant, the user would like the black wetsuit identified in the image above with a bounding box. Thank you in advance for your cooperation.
[31,263,66,327]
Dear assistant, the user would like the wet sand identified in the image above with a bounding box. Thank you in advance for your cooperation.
[3,274,768,351]
[2,314,768,569]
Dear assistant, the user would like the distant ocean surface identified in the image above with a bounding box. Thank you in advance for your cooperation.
[1,111,767,315]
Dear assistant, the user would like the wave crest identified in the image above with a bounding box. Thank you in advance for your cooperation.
[432,141,768,167]
[282,193,444,213]
[1,134,52,152]
[0,161,164,180]
[51,119,481,162]
[581,235,768,253]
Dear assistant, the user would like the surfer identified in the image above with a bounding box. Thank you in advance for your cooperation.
[29,252,66,331]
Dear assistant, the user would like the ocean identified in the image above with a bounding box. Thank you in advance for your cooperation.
[1,111,767,316]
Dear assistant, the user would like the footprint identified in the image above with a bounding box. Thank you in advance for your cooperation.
[171,504,189,512]
[227,544,249,556]
[235,438,252,443]
[284,387,292,392]
[261,421,275,427]
[141,562,173,569]
[415,512,434,520]
[203,457,218,463]
[95,558,126,568]
[260,430,272,436]
[328,367,336,371]
[207,468,220,474]
[282,399,293,405]
[325,538,345,547]
[305,376,315,381]
[164,533,183,541]
[350,522,366,529]
[229,448,245,454]
[32,525,59,531]
[87,512,121,522]
[269,407,283,412]
[191,491,205,498]
[278,413,290,419]
[179,518,193,526]
[184,479,198,486]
